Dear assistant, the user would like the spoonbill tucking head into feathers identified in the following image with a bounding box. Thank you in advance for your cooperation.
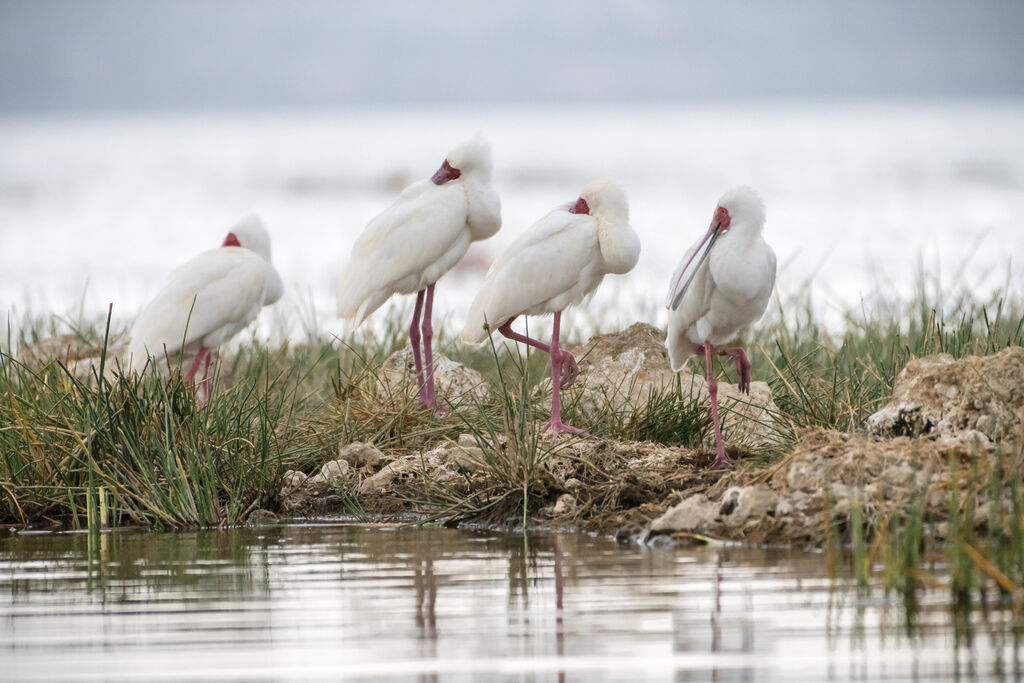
[460,180,641,436]
[127,214,284,400]
[665,186,776,469]
[336,134,501,414]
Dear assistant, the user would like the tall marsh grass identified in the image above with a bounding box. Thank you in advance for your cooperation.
[2,273,1022,533]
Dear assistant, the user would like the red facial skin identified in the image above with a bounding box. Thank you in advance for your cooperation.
[714,206,731,232]
[569,197,590,215]
[222,232,242,247]
[431,159,462,185]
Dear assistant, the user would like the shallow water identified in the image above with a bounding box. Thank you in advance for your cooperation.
[1,522,1019,681]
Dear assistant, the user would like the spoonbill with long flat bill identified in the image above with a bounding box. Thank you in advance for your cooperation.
[665,187,776,469]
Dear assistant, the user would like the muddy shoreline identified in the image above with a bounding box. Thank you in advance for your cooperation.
[278,342,1024,549]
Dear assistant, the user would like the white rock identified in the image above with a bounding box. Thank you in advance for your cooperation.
[552,494,576,517]
[320,459,350,480]
[726,485,779,525]
[308,459,351,487]
[357,456,420,495]
[429,442,486,472]
[650,494,718,532]
[280,470,307,496]
[338,442,385,469]
[376,348,488,405]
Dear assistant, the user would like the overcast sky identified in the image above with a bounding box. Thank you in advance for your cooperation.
[2,0,1023,111]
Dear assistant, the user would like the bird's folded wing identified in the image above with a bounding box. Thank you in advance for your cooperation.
[130,250,271,356]
[465,182,501,241]
[478,211,597,315]
[484,206,580,275]
[338,183,467,304]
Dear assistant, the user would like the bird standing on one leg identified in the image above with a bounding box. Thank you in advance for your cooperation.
[128,215,284,400]
[665,187,776,469]
[336,135,501,413]
[460,180,640,436]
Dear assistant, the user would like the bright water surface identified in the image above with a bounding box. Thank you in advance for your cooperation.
[1,522,1019,681]
[2,102,1023,338]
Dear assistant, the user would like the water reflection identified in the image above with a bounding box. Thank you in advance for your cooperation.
[0,523,1021,680]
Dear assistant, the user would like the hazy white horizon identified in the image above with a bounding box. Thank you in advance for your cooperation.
[2,99,1021,344]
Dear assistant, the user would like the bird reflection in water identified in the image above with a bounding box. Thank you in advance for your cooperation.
[412,554,437,683]
[554,540,566,683]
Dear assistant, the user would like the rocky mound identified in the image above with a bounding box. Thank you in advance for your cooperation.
[647,428,989,545]
[16,333,128,379]
[867,347,1024,445]
[566,322,779,449]
[377,348,489,405]
[279,434,717,524]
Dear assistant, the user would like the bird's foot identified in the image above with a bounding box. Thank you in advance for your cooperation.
[739,360,751,394]
[729,349,751,394]
[710,452,735,470]
[419,395,448,417]
[543,419,591,438]
[557,351,580,389]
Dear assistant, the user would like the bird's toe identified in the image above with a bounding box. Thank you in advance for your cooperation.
[710,455,736,470]
[558,352,580,389]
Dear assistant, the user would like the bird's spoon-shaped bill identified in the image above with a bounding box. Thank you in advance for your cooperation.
[667,226,721,311]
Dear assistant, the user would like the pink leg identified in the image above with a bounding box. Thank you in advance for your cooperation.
[498,316,550,353]
[184,346,207,384]
[422,283,446,415]
[200,349,213,402]
[498,318,579,389]
[545,312,589,437]
[703,341,734,470]
[184,346,211,404]
[717,346,751,394]
[409,289,427,406]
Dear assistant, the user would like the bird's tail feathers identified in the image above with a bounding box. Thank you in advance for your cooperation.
[459,291,497,344]
[337,280,392,327]
[666,336,695,373]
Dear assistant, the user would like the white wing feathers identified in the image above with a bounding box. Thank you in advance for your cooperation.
[129,248,278,362]
[336,182,469,323]
[461,209,597,343]
[464,182,502,242]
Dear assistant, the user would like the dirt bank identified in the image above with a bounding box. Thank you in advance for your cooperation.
[281,335,1024,548]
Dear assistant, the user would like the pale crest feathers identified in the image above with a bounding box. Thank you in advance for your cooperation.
[128,216,283,368]
[460,180,640,344]
[581,179,628,226]
[229,214,273,261]
[717,186,766,233]
[336,135,502,324]
[446,133,493,180]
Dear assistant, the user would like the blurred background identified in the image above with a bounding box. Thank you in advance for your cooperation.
[1,0,1023,338]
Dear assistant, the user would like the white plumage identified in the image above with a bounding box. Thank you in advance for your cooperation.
[460,180,640,435]
[665,187,776,371]
[128,215,283,374]
[664,186,776,469]
[461,180,640,344]
[336,135,501,325]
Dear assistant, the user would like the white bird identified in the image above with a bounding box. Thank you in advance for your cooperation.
[461,180,640,435]
[128,215,284,398]
[665,187,776,469]
[336,135,501,412]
